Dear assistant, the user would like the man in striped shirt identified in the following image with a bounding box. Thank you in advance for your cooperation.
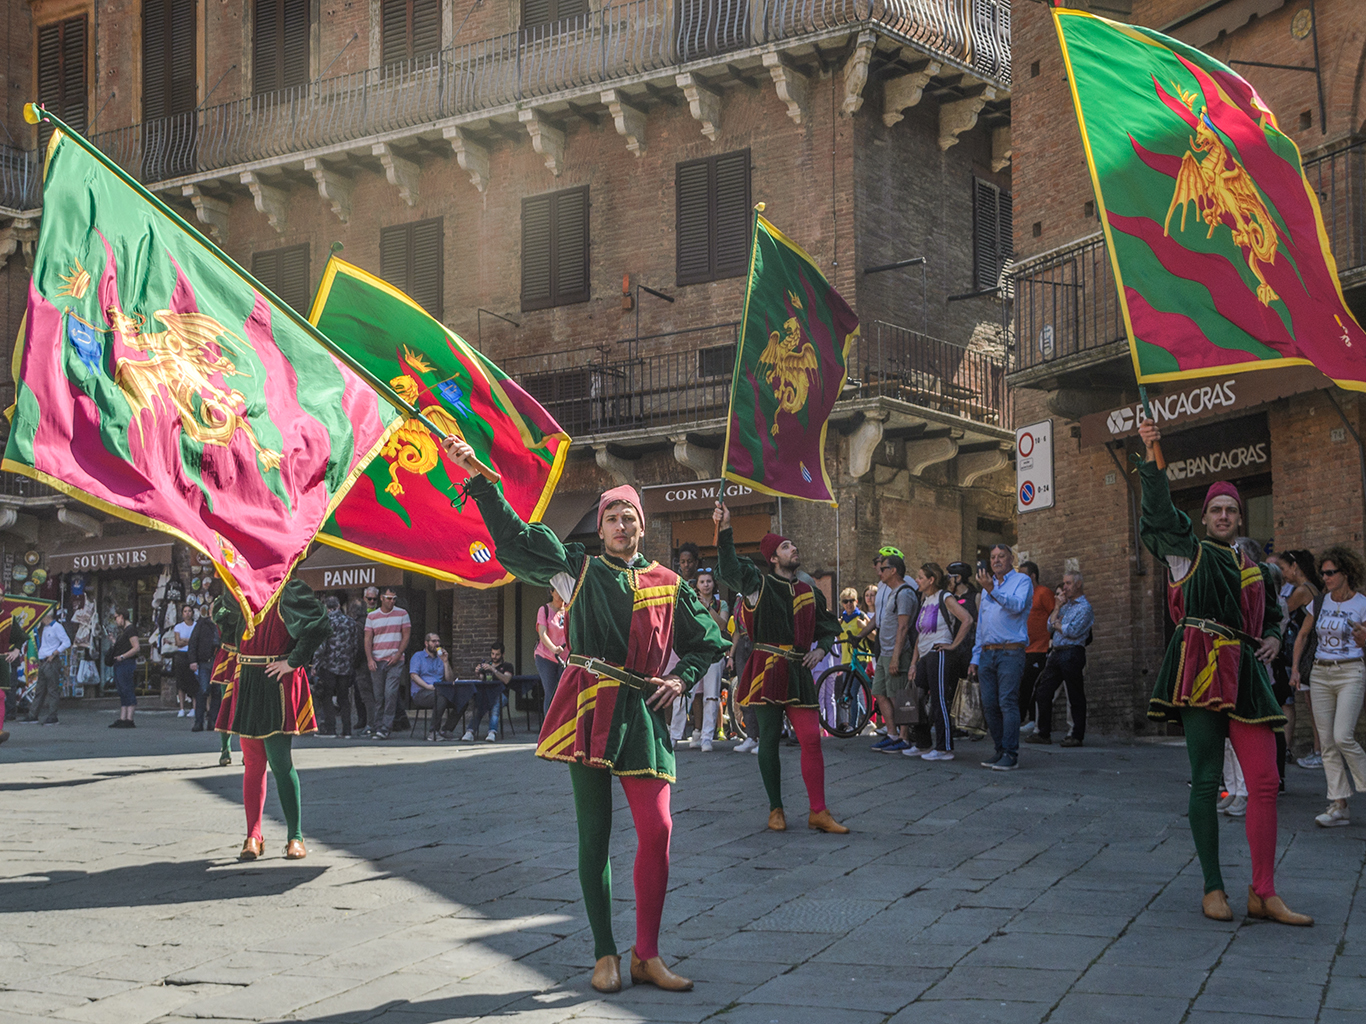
[364,587,411,740]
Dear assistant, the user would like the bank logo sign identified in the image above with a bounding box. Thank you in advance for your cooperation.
[1015,420,1054,514]
[1107,380,1238,435]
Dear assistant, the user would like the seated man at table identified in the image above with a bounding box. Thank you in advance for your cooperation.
[463,643,514,742]
[409,633,456,739]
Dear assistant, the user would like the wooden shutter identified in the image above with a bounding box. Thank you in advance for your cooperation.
[143,0,168,120]
[383,0,440,64]
[973,179,1001,291]
[521,194,553,310]
[251,244,311,313]
[380,220,444,320]
[522,188,589,311]
[677,149,751,286]
[37,17,86,143]
[523,0,587,29]
[144,0,196,119]
[256,0,309,95]
[412,0,441,59]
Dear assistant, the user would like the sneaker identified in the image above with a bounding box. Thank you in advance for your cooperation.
[981,753,1004,768]
[1298,752,1324,769]
[922,750,955,761]
[41,717,57,725]
[1025,733,1052,745]
[1223,795,1247,817]
[1216,792,1237,811]
[990,756,1019,772]
[734,737,757,753]
[871,726,887,737]
[1019,721,1037,735]
[699,738,713,752]
[373,730,390,741]
[882,739,910,753]
[871,736,897,751]
[177,709,188,718]
[903,745,931,755]
[1316,804,1350,828]
[485,731,497,742]
[1059,736,1083,748]
[462,730,475,742]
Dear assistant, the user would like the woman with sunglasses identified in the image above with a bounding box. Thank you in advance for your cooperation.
[1290,546,1366,829]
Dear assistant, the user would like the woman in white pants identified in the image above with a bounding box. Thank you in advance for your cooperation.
[672,568,729,751]
[1291,546,1366,829]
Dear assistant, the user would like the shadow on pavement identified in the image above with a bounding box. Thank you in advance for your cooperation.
[0,764,217,792]
[298,990,579,1024]
[0,859,327,913]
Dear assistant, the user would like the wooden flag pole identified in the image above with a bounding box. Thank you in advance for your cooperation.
[1138,385,1166,470]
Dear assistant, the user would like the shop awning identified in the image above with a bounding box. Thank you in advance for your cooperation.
[537,491,600,539]
[297,545,404,591]
[47,534,175,574]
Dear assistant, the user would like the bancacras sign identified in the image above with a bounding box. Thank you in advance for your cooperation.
[1124,413,1271,490]
[1104,379,1238,435]
[1164,441,1269,482]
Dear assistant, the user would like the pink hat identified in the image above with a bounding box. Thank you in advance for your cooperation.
[597,485,644,528]
[760,533,789,563]
[1203,480,1243,517]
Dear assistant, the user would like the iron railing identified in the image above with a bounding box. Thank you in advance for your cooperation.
[71,0,1008,186]
[0,470,63,504]
[500,317,1008,436]
[0,144,40,211]
[1304,139,1366,279]
[1007,233,1125,375]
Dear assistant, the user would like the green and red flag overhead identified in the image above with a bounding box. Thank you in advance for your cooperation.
[308,257,570,587]
[1053,8,1366,389]
[723,210,859,505]
[3,107,399,634]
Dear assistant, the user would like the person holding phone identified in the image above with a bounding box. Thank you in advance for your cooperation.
[968,546,1033,771]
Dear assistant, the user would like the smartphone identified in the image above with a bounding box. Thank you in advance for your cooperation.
[976,560,988,575]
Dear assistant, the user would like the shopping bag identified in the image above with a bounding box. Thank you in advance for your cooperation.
[891,684,922,725]
[952,676,986,735]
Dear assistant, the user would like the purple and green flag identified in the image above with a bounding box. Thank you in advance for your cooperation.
[1054,8,1366,388]
[309,257,570,587]
[3,107,398,633]
[723,211,859,505]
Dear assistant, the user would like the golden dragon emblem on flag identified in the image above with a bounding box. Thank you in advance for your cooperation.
[758,301,819,437]
[379,347,464,496]
[1163,84,1280,305]
[107,305,283,472]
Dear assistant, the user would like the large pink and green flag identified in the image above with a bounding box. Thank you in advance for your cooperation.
[723,211,859,505]
[309,257,570,587]
[3,107,398,633]
[1054,8,1366,388]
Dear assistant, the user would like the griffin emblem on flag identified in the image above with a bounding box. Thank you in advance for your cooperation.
[381,346,465,498]
[758,313,819,437]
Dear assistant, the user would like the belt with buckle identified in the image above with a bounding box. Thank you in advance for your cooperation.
[982,642,1025,651]
[1180,616,1259,648]
[567,654,657,694]
[237,653,287,666]
[754,643,806,662]
[220,644,238,655]
[1315,656,1364,666]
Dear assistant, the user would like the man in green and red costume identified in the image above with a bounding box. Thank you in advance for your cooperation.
[713,502,848,834]
[442,436,727,994]
[1138,419,1311,926]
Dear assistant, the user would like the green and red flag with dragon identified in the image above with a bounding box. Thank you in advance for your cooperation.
[1053,8,1366,388]
[308,257,570,587]
[3,109,398,633]
[723,212,859,505]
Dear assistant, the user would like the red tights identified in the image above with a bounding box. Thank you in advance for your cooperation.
[756,704,827,812]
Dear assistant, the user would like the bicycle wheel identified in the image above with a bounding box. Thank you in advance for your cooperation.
[724,683,749,740]
[817,665,873,738]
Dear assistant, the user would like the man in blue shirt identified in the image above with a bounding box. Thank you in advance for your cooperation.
[970,544,1033,770]
[1027,571,1095,748]
[409,633,455,739]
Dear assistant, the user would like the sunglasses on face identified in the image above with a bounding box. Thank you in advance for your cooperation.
[1323,568,1341,577]
[842,598,856,604]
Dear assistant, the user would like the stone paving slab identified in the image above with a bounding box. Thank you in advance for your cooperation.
[2,708,1364,1023]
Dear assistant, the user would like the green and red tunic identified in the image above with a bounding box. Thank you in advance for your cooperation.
[214,580,330,739]
[716,527,841,708]
[209,595,242,693]
[1138,460,1284,727]
[467,477,727,782]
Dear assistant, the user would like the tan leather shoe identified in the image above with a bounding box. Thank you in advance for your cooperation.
[767,807,787,831]
[590,954,621,993]
[284,839,307,860]
[630,948,693,991]
[239,837,262,861]
[1247,886,1313,926]
[1202,889,1232,921]
[808,809,850,834]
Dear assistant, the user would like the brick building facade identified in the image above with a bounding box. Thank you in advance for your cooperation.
[1009,0,1366,737]
[0,0,1017,681]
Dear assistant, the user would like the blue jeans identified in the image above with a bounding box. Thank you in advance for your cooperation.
[535,655,563,711]
[194,661,213,728]
[468,685,502,736]
[114,658,137,707]
[978,648,1026,760]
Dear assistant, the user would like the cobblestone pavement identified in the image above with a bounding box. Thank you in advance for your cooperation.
[2,707,1364,1024]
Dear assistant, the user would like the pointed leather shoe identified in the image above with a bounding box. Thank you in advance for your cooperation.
[1201,889,1233,921]
[284,839,307,860]
[239,837,263,861]
[808,809,850,834]
[1247,886,1313,926]
[630,948,693,991]
[767,807,787,831]
[590,954,621,993]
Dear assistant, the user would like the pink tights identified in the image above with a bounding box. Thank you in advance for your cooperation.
[789,706,827,813]
[1229,718,1280,899]
[622,776,671,961]
[241,738,269,840]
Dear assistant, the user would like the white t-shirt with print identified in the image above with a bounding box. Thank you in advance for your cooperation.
[1315,592,1366,661]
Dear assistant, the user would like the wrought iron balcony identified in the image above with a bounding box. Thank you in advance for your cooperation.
[44,0,1010,188]
[0,144,40,212]
[1303,140,1366,284]
[501,318,1009,439]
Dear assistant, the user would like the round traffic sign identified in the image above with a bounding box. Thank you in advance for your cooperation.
[1019,480,1035,506]
[1018,432,1035,458]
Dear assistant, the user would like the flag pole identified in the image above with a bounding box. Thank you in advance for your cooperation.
[22,102,498,485]
[1138,385,1166,470]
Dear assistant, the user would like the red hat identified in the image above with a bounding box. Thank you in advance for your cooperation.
[597,485,644,529]
[1202,480,1243,517]
[760,533,789,563]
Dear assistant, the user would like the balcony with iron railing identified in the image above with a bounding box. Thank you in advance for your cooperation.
[500,318,1009,441]
[0,0,1009,208]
